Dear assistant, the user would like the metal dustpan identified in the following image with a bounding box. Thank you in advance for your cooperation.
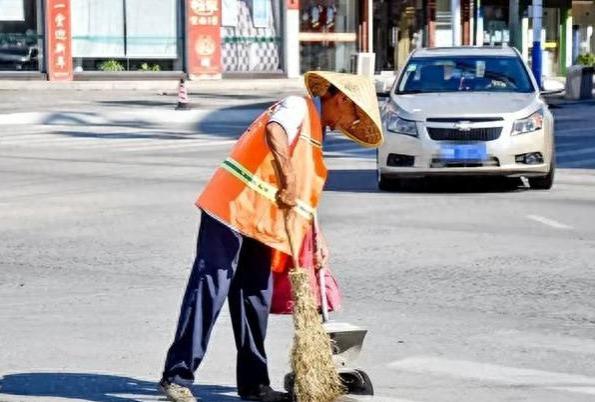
[319,268,373,396]
[318,266,368,368]
[284,266,374,397]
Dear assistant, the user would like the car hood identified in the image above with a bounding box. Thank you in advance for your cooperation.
[389,92,542,120]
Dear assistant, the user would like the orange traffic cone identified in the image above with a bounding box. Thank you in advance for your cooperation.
[176,77,190,110]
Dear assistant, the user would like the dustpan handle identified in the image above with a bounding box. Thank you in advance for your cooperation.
[314,215,331,322]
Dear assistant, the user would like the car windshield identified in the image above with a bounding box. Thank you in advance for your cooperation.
[396,56,535,94]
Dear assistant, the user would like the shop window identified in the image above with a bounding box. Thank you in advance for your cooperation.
[71,0,182,71]
[221,0,282,73]
[0,0,43,71]
[373,0,420,72]
[299,0,358,73]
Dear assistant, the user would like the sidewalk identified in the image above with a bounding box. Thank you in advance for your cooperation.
[0,78,304,92]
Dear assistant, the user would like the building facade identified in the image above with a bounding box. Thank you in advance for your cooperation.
[0,0,382,79]
[0,0,592,80]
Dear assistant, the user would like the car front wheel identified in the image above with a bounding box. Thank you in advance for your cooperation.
[529,160,555,190]
[378,174,401,191]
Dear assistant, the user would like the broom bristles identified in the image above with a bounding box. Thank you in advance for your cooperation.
[289,268,345,402]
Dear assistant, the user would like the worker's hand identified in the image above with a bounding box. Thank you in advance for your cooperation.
[276,181,297,209]
[276,189,297,209]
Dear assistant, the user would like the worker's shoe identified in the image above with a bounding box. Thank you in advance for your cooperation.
[239,384,291,402]
[159,379,199,402]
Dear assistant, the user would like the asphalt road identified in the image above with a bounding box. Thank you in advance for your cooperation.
[1,92,595,402]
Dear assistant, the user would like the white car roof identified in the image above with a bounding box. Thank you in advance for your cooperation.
[412,46,518,58]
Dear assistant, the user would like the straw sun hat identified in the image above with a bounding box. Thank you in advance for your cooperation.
[304,71,384,148]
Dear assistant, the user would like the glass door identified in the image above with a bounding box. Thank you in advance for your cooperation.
[299,0,358,72]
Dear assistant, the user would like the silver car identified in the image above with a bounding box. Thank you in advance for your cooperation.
[377,46,555,190]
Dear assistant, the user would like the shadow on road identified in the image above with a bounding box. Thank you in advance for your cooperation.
[325,169,378,193]
[326,169,528,194]
[194,102,271,138]
[37,102,270,141]
[97,100,174,108]
[0,373,238,402]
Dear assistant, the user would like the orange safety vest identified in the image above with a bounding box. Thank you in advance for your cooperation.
[196,96,327,256]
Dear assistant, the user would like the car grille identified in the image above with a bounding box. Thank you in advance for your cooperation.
[427,127,502,141]
[426,117,504,123]
[431,157,500,168]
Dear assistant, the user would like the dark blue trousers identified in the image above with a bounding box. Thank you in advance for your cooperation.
[163,212,273,393]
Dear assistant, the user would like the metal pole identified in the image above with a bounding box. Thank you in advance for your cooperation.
[451,0,461,46]
[531,0,542,89]
[475,0,483,45]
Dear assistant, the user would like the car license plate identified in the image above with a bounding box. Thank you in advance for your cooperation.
[440,143,487,161]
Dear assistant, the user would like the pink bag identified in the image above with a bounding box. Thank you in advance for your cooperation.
[270,224,342,315]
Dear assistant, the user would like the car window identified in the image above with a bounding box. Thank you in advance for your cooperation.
[396,56,535,94]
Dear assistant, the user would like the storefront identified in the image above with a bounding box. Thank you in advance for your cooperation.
[471,0,573,75]
[0,0,44,73]
[70,0,184,73]
[2,0,398,79]
[221,0,283,74]
[0,0,288,79]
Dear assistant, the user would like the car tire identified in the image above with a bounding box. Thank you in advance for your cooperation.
[529,160,555,190]
[378,174,401,191]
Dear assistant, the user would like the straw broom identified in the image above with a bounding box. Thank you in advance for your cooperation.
[284,211,345,402]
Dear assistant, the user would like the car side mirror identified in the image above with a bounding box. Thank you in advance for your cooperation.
[540,78,565,96]
[540,89,564,96]
[375,74,395,98]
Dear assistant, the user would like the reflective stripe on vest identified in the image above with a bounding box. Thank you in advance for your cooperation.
[220,157,316,220]
[299,134,322,148]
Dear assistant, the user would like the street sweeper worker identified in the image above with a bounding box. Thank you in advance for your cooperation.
[159,72,383,402]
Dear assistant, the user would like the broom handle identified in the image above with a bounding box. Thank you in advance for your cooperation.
[283,209,300,269]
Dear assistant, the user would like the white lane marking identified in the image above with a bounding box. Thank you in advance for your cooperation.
[526,214,572,230]
[388,356,595,396]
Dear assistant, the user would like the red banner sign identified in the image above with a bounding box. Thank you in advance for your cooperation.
[46,0,73,81]
[186,0,222,77]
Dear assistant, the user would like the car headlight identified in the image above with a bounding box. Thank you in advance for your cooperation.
[511,110,543,135]
[385,111,418,137]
